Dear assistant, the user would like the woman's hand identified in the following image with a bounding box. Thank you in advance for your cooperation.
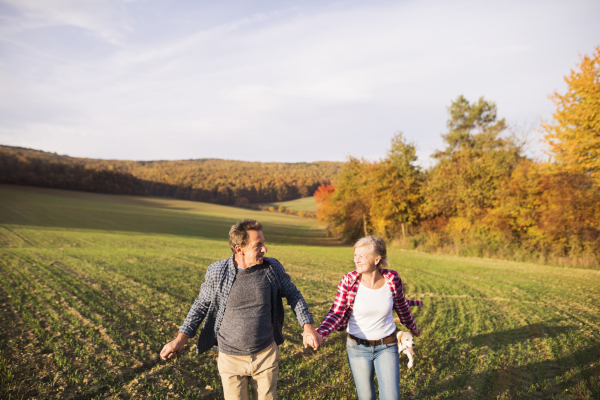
[411,327,421,337]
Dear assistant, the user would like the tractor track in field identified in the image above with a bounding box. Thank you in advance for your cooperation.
[415,292,541,303]
[0,283,72,399]
[0,226,36,247]
[0,252,212,399]
[0,253,142,374]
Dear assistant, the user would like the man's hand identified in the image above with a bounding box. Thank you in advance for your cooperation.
[411,327,421,337]
[302,324,323,350]
[160,333,189,360]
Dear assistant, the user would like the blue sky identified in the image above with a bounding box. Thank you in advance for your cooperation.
[1,0,598,166]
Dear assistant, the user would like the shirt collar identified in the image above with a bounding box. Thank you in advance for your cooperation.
[349,268,393,285]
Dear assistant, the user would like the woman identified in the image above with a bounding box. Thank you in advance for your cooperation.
[315,236,422,400]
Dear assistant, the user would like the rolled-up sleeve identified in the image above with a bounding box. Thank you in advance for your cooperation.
[392,273,420,331]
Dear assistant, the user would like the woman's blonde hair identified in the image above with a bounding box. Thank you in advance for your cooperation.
[354,235,389,269]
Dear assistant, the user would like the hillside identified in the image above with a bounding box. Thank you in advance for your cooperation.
[0,145,342,205]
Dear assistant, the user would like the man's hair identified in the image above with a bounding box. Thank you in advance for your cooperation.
[229,219,263,253]
[354,235,390,269]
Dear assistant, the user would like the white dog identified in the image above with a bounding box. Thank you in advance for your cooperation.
[396,331,415,368]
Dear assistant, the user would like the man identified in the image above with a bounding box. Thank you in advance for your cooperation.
[160,219,322,400]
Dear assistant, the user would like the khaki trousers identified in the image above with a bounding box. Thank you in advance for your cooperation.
[217,341,279,400]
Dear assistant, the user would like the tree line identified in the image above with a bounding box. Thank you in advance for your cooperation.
[316,46,600,267]
[0,147,342,205]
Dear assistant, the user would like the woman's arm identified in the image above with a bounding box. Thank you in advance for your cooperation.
[391,273,421,332]
[316,278,350,341]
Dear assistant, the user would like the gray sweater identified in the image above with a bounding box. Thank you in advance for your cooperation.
[217,264,274,355]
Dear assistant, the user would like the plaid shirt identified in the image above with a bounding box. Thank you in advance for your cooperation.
[316,268,422,340]
[179,256,314,354]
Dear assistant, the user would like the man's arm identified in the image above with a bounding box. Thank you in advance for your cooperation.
[270,259,314,327]
[160,264,218,359]
[269,259,321,349]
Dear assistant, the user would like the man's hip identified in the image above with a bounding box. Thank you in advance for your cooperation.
[218,340,279,400]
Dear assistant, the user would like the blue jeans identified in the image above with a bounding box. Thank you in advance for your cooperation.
[346,337,401,400]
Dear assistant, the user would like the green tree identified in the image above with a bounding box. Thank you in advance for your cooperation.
[370,133,422,238]
[422,96,522,225]
[317,157,374,242]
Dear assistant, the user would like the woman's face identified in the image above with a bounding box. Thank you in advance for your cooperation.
[353,245,381,274]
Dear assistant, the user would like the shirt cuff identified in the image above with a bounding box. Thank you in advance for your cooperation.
[297,312,315,327]
[178,326,196,339]
[316,327,330,340]
[405,321,417,331]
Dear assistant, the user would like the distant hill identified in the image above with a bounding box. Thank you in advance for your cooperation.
[0,145,342,205]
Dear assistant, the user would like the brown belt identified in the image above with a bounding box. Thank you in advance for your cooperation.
[347,332,397,347]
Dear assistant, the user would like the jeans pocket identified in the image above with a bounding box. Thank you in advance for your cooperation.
[385,342,398,350]
[346,337,358,349]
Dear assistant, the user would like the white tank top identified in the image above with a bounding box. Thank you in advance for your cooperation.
[347,281,397,340]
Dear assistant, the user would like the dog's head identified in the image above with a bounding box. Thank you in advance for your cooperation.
[396,331,415,355]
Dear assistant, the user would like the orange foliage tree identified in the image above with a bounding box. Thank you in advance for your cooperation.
[315,134,423,242]
[542,46,600,183]
[490,159,600,259]
[314,183,335,221]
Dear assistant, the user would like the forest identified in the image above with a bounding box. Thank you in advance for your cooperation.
[316,46,600,267]
[0,147,342,205]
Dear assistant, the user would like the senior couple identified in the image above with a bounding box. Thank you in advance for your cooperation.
[160,219,422,400]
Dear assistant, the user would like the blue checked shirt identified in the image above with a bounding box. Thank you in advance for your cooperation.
[179,256,315,354]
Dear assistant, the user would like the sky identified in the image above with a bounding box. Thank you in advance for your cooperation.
[1,0,599,166]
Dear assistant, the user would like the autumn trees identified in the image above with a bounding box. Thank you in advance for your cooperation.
[318,96,524,245]
[317,47,600,266]
[370,134,422,240]
[542,46,600,183]
[317,133,422,242]
[0,146,341,205]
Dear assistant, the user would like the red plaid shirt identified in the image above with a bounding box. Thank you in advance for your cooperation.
[316,268,422,340]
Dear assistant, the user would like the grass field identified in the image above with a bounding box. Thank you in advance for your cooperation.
[256,197,317,212]
[1,184,599,400]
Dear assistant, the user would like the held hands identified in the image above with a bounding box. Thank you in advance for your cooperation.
[302,324,323,351]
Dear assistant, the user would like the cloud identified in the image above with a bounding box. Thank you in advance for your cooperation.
[0,0,132,45]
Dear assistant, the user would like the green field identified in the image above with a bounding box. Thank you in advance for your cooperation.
[1,184,599,400]
[257,197,317,212]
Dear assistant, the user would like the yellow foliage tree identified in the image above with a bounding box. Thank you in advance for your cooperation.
[542,46,600,183]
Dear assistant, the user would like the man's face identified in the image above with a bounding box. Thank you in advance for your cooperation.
[237,230,267,268]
